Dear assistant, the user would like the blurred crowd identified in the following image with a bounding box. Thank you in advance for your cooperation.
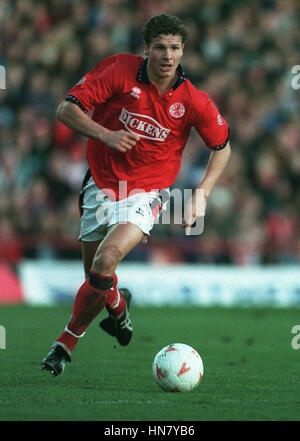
[0,0,299,265]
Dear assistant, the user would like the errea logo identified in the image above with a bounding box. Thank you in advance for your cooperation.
[130,87,141,99]
[119,108,170,142]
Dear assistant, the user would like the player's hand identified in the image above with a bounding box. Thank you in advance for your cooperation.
[183,188,207,236]
[102,129,140,152]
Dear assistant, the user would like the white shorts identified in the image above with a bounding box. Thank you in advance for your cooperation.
[78,172,168,242]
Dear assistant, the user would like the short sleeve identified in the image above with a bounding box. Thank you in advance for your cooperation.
[65,56,120,112]
[193,92,230,150]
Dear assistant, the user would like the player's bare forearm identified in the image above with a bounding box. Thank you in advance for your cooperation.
[56,101,139,152]
[183,142,231,234]
[57,100,108,141]
[197,142,231,198]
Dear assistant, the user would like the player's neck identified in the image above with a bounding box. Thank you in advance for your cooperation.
[147,70,178,96]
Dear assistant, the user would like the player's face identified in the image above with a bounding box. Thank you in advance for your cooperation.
[144,35,184,82]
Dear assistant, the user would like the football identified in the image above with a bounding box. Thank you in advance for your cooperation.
[152,343,204,392]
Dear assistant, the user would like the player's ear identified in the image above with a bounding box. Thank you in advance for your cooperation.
[144,42,149,56]
[180,41,185,54]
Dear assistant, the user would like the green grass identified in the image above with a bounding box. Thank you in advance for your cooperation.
[0,304,299,421]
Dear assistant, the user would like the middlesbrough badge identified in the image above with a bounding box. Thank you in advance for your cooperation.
[169,103,185,119]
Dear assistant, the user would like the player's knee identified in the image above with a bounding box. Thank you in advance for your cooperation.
[92,245,122,274]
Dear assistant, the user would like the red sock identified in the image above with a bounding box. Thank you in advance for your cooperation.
[106,273,126,317]
[56,271,113,354]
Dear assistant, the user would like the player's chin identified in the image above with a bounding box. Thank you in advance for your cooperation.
[159,70,174,79]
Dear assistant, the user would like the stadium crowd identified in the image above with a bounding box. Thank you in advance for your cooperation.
[0,0,299,265]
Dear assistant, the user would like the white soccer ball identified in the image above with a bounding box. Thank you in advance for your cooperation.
[152,343,204,392]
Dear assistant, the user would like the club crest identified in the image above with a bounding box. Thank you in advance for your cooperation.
[169,103,185,119]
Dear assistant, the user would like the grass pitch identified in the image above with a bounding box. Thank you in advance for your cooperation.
[0,304,299,421]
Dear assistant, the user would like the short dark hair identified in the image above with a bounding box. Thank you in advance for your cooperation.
[142,14,189,46]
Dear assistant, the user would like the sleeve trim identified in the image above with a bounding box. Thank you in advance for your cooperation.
[208,128,230,151]
[65,95,88,113]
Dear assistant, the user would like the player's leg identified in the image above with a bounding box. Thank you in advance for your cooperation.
[91,222,144,275]
[41,222,144,375]
[40,240,101,376]
[63,222,144,345]
[81,239,102,279]
[70,223,143,338]
[78,224,143,321]
[92,223,145,343]
[80,238,122,326]
[41,171,104,376]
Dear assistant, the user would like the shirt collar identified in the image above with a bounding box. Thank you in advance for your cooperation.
[136,57,186,90]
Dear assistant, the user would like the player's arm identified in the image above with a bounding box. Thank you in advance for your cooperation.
[197,141,231,199]
[183,142,231,235]
[56,100,139,153]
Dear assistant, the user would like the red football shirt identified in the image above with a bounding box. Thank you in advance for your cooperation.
[66,54,229,199]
